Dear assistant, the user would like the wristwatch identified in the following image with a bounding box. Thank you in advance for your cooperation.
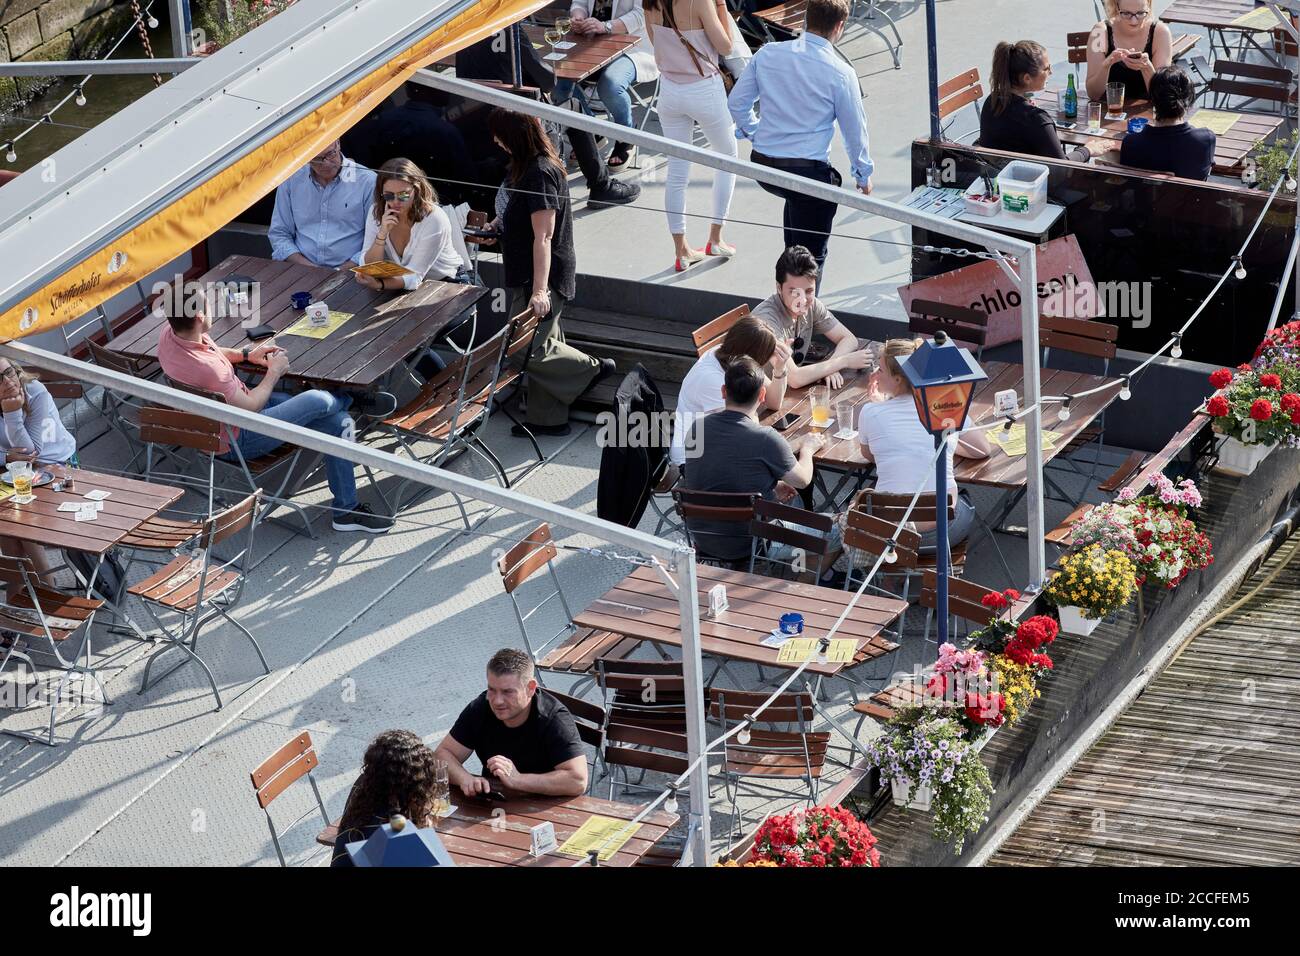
[241,346,251,363]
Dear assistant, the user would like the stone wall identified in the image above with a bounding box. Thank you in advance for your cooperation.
[1,0,132,112]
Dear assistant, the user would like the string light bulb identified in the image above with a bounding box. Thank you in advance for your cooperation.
[74,85,86,107]
[883,540,899,564]
[1233,255,1247,280]
[1119,376,1132,401]
[147,15,159,29]
[1057,397,1072,422]
[664,786,679,816]
[2,142,14,164]
[737,719,752,746]
[1171,333,1183,360]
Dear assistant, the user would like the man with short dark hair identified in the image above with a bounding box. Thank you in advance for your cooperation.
[268,140,377,269]
[751,246,874,389]
[156,294,393,533]
[682,356,823,561]
[435,649,588,798]
[728,0,873,279]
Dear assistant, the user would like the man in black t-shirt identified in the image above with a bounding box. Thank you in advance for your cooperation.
[435,648,588,798]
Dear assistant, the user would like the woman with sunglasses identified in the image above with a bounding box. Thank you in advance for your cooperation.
[356,158,468,292]
[1086,0,1172,103]
[0,357,77,586]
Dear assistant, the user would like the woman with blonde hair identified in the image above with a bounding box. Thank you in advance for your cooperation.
[1086,0,1172,102]
[0,355,77,585]
[856,338,991,552]
[356,157,467,292]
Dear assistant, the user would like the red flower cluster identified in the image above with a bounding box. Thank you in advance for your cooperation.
[1283,393,1300,413]
[1004,615,1059,668]
[1251,398,1275,421]
[1238,363,1252,372]
[1209,368,1234,389]
[964,691,1007,727]
[753,805,881,867]
[1207,395,1230,417]
[979,588,1021,612]
[1261,373,1284,390]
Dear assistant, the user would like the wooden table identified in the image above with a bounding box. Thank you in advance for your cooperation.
[109,255,485,391]
[754,0,807,35]
[0,467,183,556]
[1036,88,1285,178]
[432,794,677,867]
[1162,0,1294,64]
[522,24,641,83]
[573,563,905,678]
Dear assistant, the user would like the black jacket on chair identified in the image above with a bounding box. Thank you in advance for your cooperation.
[597,365,669,529]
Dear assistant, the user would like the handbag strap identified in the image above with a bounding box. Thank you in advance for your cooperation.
[662,2,718,79]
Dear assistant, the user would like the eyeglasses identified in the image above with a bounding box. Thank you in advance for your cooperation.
[0,367,18,379]
[309,147,342,165]
[1117,10,1149,22]
[382,190,413,203]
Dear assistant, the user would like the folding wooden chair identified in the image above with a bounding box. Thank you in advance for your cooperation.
[249,731,338,866]
[748,498,838,583]
[1205,59,1295,114]
[486,309,545,465]
[497,523,641,693]
[917,569,1001,650]
[378,317,511,517]
[1040,315,1120,503]
[709,687,829,840]
[671,488,758,569]
[840,508,922,635]
[692,304,750,357]
[908,299,990,361]
[34,373,87,445]
[131,491,266,710]
[0,553,108,746]
[602,722,691,801]
[145,378,316,537]
[939,68,983,142]
[596,657,688,735]
[86,339,164,472]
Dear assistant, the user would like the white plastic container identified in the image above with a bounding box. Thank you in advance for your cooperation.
[891,776,933,811]
[997,161,1049,215]
[1214,436,1276,478]
[1057,605,1102,637]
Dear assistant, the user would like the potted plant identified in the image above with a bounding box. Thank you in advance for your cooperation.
[745,805,881,867]
[864,708,993,854]
[1204,364,1300,476]
[1115,477,1214,589]
[924,643,1005,739]
[987,654,1040,725]
[1044,545,1137,635]
[1253,320,1300,373]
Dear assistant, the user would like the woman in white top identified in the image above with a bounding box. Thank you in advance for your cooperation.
[856,338,991,552]
[672,315,791,467]
[643,0,738,272]
[0,357,77,585]
[356,158,466,292]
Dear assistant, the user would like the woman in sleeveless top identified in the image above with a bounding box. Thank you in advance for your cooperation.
[1085,0,1172,102]
[644,0,738,272]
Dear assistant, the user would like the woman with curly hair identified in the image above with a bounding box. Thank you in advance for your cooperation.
[330,729,439,866]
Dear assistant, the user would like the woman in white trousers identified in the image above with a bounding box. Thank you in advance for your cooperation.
[644,0,738,272]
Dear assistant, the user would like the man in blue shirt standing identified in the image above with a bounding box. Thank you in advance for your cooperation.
[728,0,873,282]
[268,140,378,269]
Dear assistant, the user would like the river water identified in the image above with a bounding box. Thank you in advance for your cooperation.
[0,7,179,174]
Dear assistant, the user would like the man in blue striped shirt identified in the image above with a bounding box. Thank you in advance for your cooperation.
[268,140,378,269]
[728,0,873,281]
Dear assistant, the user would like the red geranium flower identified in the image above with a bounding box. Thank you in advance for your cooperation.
[1238,363,1252,372]
[1251,398,1274,421]
[1209,368,1234,389]
[1292,410,1300,425]
[1206,396,1230,417]
[981,591,1009,611]
[1261,373,1283,390]
[1283,393,1300,413]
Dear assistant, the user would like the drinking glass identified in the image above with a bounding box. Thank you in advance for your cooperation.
[10,459,33,504]
[544,25,565,58]
[810,387,831,428]
[1105,82,1126,121]
[835,400,858,440]
[433,761,450,818]
[1087,101,1103,132]
[555,16,572,36]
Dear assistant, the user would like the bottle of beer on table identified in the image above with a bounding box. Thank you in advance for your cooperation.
[1064,73,1078,120]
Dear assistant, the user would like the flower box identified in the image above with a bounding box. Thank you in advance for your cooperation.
[890,776,933,811]
[1057,605,1102,636]
[1214,436,1276,477]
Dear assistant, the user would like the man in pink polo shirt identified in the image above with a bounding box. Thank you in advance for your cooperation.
[158,302,392,533]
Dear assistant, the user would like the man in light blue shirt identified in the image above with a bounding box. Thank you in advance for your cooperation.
[268,140,378,269]
[728,0,873,280]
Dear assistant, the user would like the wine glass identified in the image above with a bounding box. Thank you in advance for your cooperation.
[555,15,571,36]
[544,24,565,58]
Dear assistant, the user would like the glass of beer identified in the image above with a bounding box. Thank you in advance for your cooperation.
[1105,82,1126,121]
[433,761,450,819]
[10,460,34,504]
[1088,101,1103,133]
[810,386,832,428]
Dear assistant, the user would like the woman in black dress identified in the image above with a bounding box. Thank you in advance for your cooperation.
[979,41,1090,163]
[1085,0,1173,102]
[331,730,440,867]
[488,109,613,438]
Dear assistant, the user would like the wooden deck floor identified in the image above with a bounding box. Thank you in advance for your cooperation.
[988,536,1300,867]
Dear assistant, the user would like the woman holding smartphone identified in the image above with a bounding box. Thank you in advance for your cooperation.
[1086,0,1172,102]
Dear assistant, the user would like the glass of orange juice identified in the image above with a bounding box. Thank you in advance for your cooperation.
[10,460,34,503]
[810,386,831,428]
